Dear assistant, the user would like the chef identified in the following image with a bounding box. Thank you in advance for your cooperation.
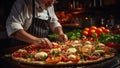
[6,0,68,49]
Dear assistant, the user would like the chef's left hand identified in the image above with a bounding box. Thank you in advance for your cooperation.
[58,34,68,42]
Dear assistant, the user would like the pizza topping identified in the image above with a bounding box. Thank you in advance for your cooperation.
[17,49,27,53]
[97,43,105,46]
[73,40,79,44]
[84,41,92,45]
[72,43,82,47]
[84,44,93,48]
[39,49,50,53]
[12,51,27,57]
[52,42,60,48]
[46,56,62,64]
[68,54,76,59]
[60,54,69,62]
[88,55,100,60]
[25,53,34,58]
[68,54,80,63]
[28,49,37,55]
[81,45,92,53]
[50,48,61,53]
[67,48,77,54]
[35,52,48,61]
[95,50,104,53]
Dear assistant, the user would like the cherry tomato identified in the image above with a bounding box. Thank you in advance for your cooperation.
[84,28,89,31]
[100,26,106,30]
[103,29,110,34]
[90,26,97,30]
[88,29,96,36]
[82,30,89,36]
[95,28,103,36]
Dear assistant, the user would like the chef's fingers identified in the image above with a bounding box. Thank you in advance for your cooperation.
[32,38,47,48]
[63,34,68,42]
[38,38,52,49]
[59,34,68,42]
[43,38,52,49]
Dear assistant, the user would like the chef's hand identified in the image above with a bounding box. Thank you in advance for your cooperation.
[58,33,68,42]
[33,38,52,49]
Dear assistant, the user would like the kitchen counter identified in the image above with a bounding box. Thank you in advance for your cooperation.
[0,45,120,68]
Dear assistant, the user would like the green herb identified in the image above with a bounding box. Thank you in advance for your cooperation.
[52,50,60,57]
[25,54,34,58]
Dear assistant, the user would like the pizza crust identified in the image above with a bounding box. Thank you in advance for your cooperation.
[12,54,115,65]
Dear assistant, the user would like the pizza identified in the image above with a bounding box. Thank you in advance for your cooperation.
[11,39,115,65]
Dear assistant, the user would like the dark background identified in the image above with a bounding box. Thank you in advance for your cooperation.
[0,0,120,27]
[0,0,120,49]
[0,0,15,26]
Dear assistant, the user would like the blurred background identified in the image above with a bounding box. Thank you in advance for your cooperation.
[0,0,120,49]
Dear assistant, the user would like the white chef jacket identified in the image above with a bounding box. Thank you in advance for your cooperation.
[6,0,61,37]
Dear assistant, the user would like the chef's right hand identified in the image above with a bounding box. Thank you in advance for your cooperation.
[33,38,52,49]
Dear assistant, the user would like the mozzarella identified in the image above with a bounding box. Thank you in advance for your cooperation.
[74,40,79,44]
[17,49,27,52]
[84,41,91,45]
[95,50,104,53]
[84,44,93,48]
[71,40,81,47]
[68,54,76,59]
[35,52,48,59]
[97,43,105,46]
[67,48,77,54]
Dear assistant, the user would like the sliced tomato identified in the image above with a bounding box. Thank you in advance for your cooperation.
[24,44,38,50]
[52,42,61,48]
[88,55,99,60]
[65,40,73,46]
[39,49,50,53]
[60,54,69,62]
[12,52,27,57]
[46,56,62,64]
[28,49,37,55]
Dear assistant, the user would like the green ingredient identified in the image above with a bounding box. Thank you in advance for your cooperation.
[99,33,120,44]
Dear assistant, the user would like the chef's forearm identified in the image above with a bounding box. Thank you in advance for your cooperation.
[11,29,38,44]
